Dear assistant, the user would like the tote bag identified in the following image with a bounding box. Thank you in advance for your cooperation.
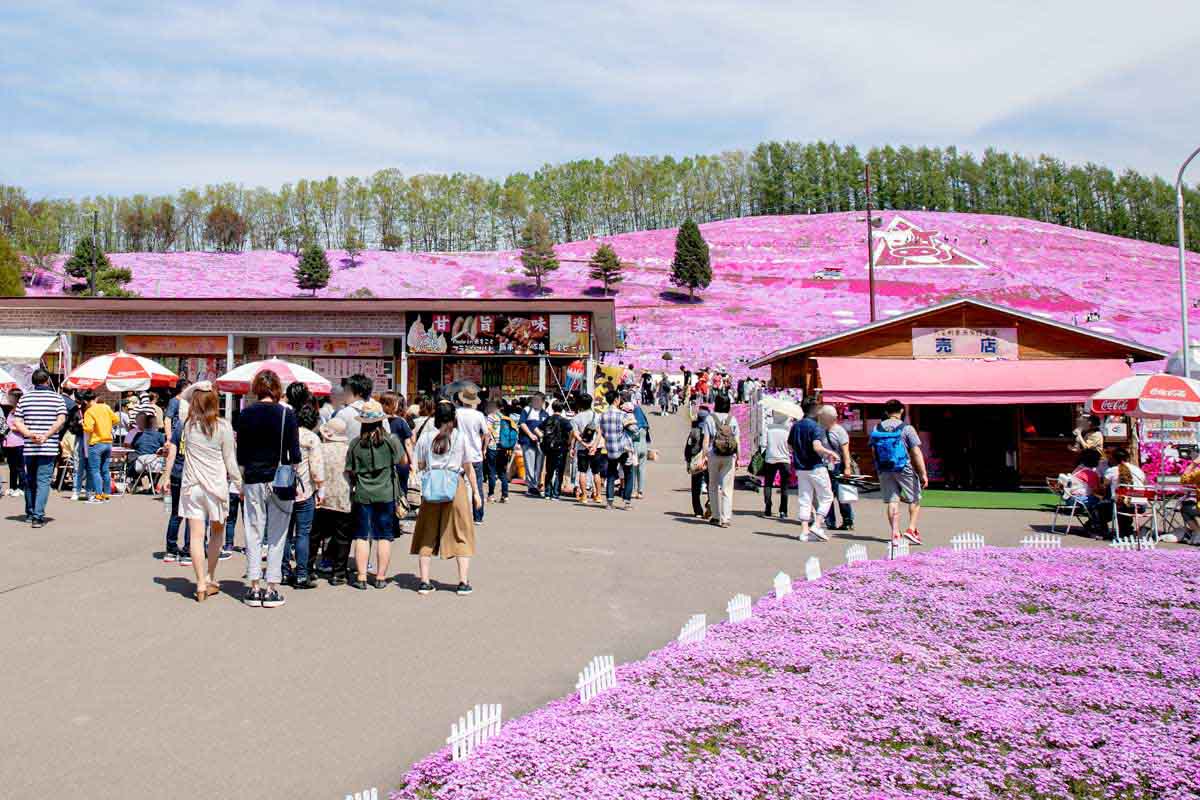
[421,467,460,504]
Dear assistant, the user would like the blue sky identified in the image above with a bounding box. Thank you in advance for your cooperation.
[3,0,1198,198]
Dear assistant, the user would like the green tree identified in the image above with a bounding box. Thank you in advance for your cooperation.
[64,236,112,282]
[519,211,559,293]
[587,242,623,295]
[204,204,248,252]
[670,219,712,301]
[343,226,365,266]
[294,243,331,296]
[0,235,26,296]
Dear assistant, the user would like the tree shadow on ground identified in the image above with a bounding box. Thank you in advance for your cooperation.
[508,281,554,298]
[659,290,703,304]
[581,286,615,298]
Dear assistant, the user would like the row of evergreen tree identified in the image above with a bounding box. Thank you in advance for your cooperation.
[1,142,1196,263]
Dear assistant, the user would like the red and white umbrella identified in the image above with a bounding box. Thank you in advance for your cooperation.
[1090,373,1200,420]
[0,366,17,393]
[65,351,178,392]
[214,358,332,396]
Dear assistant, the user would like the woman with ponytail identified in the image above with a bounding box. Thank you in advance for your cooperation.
[410,401,480,595]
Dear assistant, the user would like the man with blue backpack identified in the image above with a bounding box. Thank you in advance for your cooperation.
[869,399,928,546]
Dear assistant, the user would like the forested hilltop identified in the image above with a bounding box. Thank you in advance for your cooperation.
[2,141,1196,258]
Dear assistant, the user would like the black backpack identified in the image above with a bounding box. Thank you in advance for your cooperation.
[540,416,567,453]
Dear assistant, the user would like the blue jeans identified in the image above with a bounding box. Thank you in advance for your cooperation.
[23,454,55,521]
[87,442,112,497]
[522,445,543,494]
[484,448,510,499]
[73,436,87,494]
[224,492,239,549]
[468,461,484,522]
[606,454,633,504]
[165,479,183,554]
[354,500,396,541]
[286,495,316,580]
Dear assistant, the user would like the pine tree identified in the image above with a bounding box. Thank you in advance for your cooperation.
[587,243,623,295]
[64,236,112,282]
[670,219,712,300]
[519,211,559,293]
[294,244,331,296]
[0,235,26,297]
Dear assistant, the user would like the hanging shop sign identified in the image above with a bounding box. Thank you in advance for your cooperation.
[407,313,550,356]
[266,337,386,357]
[548,314,590,355]
[125,335,230,355]
[312,357,394,391]
[911,327,1018,360]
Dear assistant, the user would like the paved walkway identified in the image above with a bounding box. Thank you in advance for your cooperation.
[0,411,1106,799]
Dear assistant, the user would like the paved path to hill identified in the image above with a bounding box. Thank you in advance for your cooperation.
[0,411,1110,800]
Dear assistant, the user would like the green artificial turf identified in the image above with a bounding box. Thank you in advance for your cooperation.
[917,489,1057,511]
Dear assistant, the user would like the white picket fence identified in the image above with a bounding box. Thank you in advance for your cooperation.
[845,543,868,565]
[951,532,986,551]
[773,571,792,599]
[345,790,377,800]
[447,703,503,761]
[1020,533,1062,550]
[805,556,822,581]
[727,593,752,624]
[1110,537,1157,552]
[889,539,910,559]
[576,655,616,704]
[677,613,707,645]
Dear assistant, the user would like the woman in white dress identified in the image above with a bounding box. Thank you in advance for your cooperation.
[175,383,241,602]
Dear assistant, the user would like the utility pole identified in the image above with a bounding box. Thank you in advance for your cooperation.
[90,209,98,296]
[1176,144,1200,378]
[865,164,876,322]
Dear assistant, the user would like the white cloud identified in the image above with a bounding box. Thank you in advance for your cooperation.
[4,0,1200,196]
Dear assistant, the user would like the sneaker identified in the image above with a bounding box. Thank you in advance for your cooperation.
[218,548,233,561]
[372,576,389,589]
[86,496,104,505]
[329,573,346,586]
[243,587,263,607]
[903,528,922,545]
[179,553,193,566]
[606,501,614,510]
[348,576,368,590]
[294,576,315,589]
[499,496,508,503]
[778,512,787,520]
[260,589,285,608]
[416,581,435,595]
[810,527,830,542]
[70,493,81,501]
[163,552,178,563]
[457,582,473,596]
[98,494,111,503]
[31,517,45,529]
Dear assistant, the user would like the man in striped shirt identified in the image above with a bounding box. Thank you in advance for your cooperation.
[11,369,67,528]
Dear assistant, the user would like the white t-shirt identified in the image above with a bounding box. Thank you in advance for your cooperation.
[764,424,791,464]
[1104,463,1147,502]
[455,407,489,464]
[416,427,466,473]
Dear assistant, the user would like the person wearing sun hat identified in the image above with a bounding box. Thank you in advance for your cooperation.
[454,385,491,525]
[345,399,404,589]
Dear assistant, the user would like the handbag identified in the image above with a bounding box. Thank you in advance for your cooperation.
[271,405,297,501]
[837,482,859,504]
[748,447,765,477]
[421,467,460,503]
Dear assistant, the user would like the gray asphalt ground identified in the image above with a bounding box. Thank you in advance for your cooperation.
[0,410,1128,799]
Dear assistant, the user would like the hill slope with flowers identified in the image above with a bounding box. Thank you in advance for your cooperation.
[30,211,1200,373]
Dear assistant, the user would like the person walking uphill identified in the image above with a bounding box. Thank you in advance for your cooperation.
[345,401,404,589]
[10,369,66,528]
[411,401,480,596]
[870,399,928,546]
[702,394,740,527]
[171,383,241,602]
[235,371,301,608]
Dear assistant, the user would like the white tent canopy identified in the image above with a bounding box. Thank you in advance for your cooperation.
[0,333,62,363]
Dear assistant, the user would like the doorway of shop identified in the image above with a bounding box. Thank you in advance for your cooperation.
[920,404,1019,490]
[415,358,443,397]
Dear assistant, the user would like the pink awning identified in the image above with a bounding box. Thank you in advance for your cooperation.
[816,357,1134,405]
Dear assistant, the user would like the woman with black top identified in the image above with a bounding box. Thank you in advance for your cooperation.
[235,370,301,608]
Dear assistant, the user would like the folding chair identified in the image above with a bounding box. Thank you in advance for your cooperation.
[129,448,166,494]
[1112,485,1159,546]
[1048,477,1093,535]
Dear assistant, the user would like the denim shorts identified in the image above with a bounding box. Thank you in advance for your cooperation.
[354,500,396,541]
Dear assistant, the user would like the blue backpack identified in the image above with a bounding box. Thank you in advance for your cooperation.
[869,424,910,472]
[498,416,519,450]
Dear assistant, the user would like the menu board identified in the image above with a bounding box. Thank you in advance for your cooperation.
[267,337,386,357]
[406,313,591,356]
[126,335,229,355]
[312,357,394,391]
[448,360,485,385]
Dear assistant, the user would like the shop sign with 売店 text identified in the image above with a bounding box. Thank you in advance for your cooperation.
[911,327,1018,359]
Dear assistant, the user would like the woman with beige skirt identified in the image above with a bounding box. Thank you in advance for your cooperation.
[411,401,481,596]
[170,383,241,602]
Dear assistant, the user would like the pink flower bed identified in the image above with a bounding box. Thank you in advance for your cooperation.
[395,549,1200,800]
[31,211,1199,375]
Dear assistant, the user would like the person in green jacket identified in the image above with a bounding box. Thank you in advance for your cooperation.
[346,400,404,589]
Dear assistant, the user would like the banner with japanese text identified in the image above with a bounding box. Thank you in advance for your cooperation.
[406,312,555,355]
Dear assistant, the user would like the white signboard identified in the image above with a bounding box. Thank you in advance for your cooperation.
[912,327,1018,360]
